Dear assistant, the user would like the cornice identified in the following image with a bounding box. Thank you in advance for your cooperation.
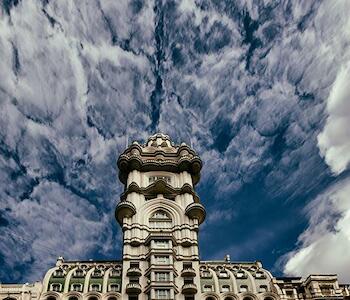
[120,180,200,202]
[117,144,202,185]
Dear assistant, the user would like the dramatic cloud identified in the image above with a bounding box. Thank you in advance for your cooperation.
[1,0,350,284]
[318,62,350,175]
[283,177,350,282]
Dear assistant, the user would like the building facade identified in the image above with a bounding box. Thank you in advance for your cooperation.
[1,133,349,300]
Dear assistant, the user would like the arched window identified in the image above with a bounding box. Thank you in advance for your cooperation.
[206,297,216,300]
[108,297,118,300]
[243,297,253,300]
[264,297,274,300]
[224,298,234,300]
[88,297,99,300]
[68,297,79,300]
[47,297,56,300]
[149,210,172,228]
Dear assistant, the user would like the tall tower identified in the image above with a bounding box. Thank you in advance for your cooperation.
[115,133,206,300]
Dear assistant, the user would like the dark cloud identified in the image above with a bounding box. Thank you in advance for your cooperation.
[0,0,349,283]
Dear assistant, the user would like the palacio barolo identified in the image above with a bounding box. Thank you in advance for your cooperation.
[1,134,349,300]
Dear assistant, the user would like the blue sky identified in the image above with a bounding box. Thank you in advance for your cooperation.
[1,0,350,284]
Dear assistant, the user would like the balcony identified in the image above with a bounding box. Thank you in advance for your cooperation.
[182,283,197,294]
[181,268,196,277]
[127,267,142,277]
[126,283,142,294]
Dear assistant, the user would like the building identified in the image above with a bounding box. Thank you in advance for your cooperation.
[1,133,349,300]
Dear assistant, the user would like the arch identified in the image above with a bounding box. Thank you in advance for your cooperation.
[240,292,258,300]
[101,292,121,300]
[201,292,220,300]
[47,297,57,300]
[139,198,184,227]
[226,269,238,293]
[261,292,280,300]
[43,267,61,292]
[221,293,239,300]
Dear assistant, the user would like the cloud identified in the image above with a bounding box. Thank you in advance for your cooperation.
[318,62,350,175]
[283,177,350,282]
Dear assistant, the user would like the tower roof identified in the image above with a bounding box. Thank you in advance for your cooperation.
[117,133,202,185]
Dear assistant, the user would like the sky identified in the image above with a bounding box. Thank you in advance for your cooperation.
[0,0,350,284]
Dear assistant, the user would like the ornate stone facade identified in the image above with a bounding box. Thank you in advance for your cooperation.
[1,134,349,300]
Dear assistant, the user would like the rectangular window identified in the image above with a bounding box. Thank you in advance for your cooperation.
[203,285,213,292]
[155,289,170,299]
[109,284,120,292]
[149,176,171,184]
[90,284,101,292]
[240,285,248,292]
[51,284,61,292]
[110,269,121,277]
[130,277,139,283]
[130,262,140,268]
[260,285,267,292]
[184,278,193,284]
[155,240,169,249]
[155,256,170,264]
[156,272,170,281]
[222,285,230,292]
[71,284,82,292]
[53,270,64,277]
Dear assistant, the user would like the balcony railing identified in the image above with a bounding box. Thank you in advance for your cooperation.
[182,283,197,294]
[127,267,142,277]
[126,283,142,294]
[181,268,196,277]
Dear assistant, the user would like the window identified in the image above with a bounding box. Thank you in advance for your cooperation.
[149,176,171,184]
[53,269,64,277]
[155,256,170,264]
[108,284,119,292]
[149,211,172,229]
[68,297,79,300]
[47,297,56,300]
[50,283,62,292]
[88,297,98,300]
[90,284,101,292]
[203,285,213,292]
[286,290,294,298]
[183,262,192,268]
[222,285,230,292]
[219,271,229,278]
[155,289,170,299]
[184,278,194,284]
[201,271,212,278]
[108,297,118,300]
[240,285,248,292]
[155,240,169,249]
[236,271,245,278]
[71,283,83,292]
[130,277,139,283]
[156,272,170,282]
[256,271,264,278]
[91,269,102,277]
[110,269,121,277]
[260,285,268,292]
[74,269,84,277]
[320,285,333,296]
[128,297,138,300]
[130,262,140,268]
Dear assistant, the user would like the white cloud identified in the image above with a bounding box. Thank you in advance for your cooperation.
[318,62,350,175]
[283,177,350,282]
